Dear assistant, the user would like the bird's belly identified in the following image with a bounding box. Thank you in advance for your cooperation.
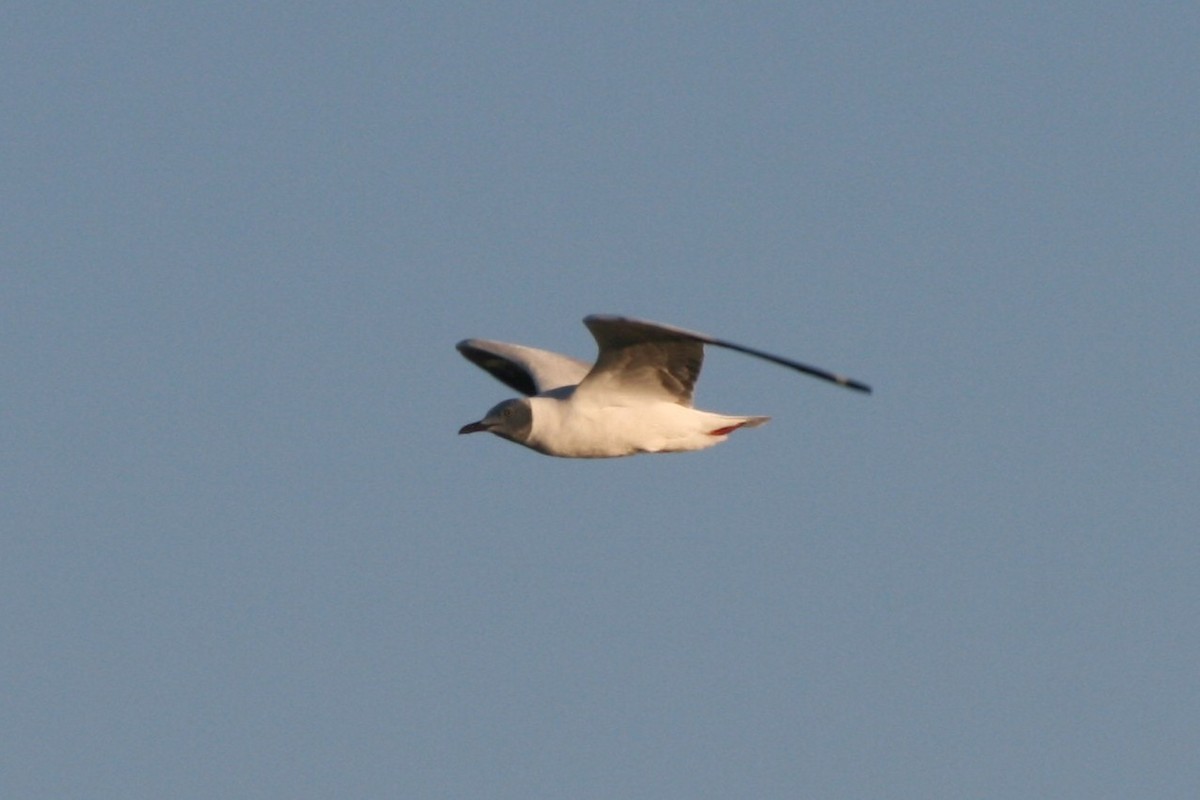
[529,402,727,458]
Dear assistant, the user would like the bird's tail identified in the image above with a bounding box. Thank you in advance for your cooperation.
[707,415,770,437]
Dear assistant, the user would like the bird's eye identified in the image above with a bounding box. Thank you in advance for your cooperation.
[503,407,512,418]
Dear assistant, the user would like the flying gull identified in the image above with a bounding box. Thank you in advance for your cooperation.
[458,314,870,458]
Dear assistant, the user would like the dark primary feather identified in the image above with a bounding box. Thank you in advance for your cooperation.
[456,341,539,396]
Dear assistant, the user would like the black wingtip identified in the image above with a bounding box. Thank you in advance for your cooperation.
[456,340,540,396]
[841,377,872,394]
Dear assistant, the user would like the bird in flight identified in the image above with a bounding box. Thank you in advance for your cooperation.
[458,315,870,458]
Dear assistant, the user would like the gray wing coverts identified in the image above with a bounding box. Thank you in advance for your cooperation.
[581,316,704,405]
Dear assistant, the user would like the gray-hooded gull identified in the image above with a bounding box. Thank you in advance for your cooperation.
[458,315,870,458]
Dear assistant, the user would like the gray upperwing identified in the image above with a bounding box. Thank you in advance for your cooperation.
[582,314,873,395]
[578,316,705,406]
[457,339,592,396]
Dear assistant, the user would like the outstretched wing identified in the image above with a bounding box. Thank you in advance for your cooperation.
[576,316,707,406]
[456,338,592,396]
[578,315,872,404]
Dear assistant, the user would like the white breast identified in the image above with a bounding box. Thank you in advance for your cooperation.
[526,395,749,458]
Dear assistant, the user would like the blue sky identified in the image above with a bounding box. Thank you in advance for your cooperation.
[5,4,1198,798]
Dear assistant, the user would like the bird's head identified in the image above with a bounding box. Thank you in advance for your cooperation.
[458,397,533,444]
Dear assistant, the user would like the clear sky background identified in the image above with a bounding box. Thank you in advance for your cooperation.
[5,4,1197,798]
